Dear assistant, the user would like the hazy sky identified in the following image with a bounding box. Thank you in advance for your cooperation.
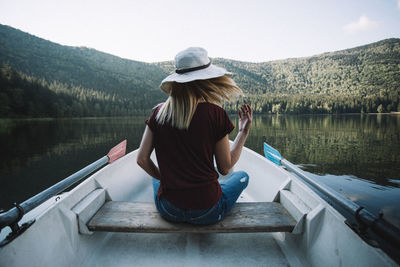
[1,0,399,63]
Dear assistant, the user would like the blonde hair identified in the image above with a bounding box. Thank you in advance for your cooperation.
[156,76,243,129]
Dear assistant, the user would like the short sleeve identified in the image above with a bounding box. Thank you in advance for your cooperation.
[214,107,235,141]
[145,104,162,131]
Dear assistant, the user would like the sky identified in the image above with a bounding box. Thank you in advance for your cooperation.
[0,0,399,63]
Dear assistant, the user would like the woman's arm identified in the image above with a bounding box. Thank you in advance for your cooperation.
[215,104,253,175]
[136,126,161,180]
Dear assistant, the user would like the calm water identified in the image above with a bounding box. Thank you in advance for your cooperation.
[0,114,399,228]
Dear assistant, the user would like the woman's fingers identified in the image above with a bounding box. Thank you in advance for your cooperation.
[237,104,252,133]
[245,104,252,117]
[238,104,253,121]
[241,104,251,118]
[246,104,251,113]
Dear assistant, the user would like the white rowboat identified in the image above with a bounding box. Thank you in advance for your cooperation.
[0,142,397,266]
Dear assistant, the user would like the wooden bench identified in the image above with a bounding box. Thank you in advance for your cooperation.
[87,201,297,233]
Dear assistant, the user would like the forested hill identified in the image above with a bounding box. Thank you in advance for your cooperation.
[1,23,400,117]
[157,39,400,113]
[0,24,168,115]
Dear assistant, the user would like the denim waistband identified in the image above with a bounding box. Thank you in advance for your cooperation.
[157,196,224,224]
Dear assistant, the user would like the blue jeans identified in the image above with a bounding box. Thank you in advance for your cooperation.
[152,171,249,225]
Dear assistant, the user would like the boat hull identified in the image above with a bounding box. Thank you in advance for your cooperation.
[0,146,396,267]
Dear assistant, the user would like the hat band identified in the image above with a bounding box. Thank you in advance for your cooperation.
[175,61,211,74]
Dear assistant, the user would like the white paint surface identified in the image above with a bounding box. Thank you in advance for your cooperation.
[0,145,396,267]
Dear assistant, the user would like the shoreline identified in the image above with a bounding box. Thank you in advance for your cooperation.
[1,112,399,121]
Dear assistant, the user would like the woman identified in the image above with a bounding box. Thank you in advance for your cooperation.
[137,47,252,225]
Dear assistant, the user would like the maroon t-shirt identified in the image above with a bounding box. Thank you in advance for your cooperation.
[146,102,234,209]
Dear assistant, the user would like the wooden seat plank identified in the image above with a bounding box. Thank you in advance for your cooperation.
[87,201,297,233]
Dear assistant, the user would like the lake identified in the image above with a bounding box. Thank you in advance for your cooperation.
[0,114,399,228]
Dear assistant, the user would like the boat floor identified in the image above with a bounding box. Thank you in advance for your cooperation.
[81,178,294,266]
[82,232,290,267]
[3,174,294,266]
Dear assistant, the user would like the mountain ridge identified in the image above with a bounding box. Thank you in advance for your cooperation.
[0,24,167,93]
[0,23,399,116]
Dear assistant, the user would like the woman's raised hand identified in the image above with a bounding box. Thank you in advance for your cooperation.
[238,104,253,135]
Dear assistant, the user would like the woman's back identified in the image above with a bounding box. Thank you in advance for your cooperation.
[146,102,234,209]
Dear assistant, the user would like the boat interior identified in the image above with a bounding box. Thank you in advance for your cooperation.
[0,147,396,267]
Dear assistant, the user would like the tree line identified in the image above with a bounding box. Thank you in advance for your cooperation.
[0,64,159,117]
[223,92,400,114]
[1,63,399,118]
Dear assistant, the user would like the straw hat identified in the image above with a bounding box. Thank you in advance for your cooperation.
[160,47,232,94]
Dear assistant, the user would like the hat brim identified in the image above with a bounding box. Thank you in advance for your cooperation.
[160,64,232,94]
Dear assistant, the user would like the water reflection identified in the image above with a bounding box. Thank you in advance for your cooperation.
[0,114,399,228]
[312,173,400,229]
[231,114,400,187]
[0,117,146,210]
[230,113,400,228]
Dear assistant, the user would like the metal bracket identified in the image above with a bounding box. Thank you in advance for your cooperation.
[0,203,35,247]
[0,219,35,247]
